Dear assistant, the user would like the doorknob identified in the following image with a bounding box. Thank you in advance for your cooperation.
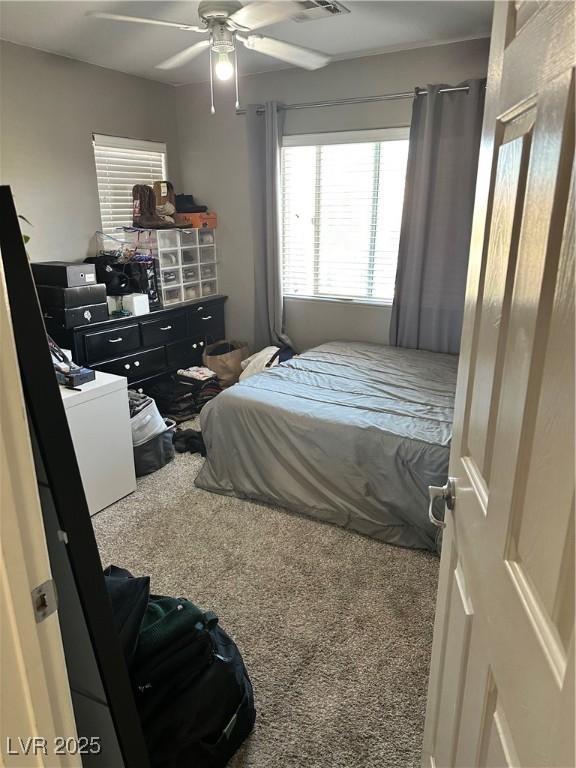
[428,478,456,529]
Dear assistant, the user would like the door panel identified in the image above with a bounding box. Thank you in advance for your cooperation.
[465,130,531,482]
[477,679,519,768]
[508,166,574,633]
[422,3,575,767]
[452,631,490,767]
[434,563,474,767]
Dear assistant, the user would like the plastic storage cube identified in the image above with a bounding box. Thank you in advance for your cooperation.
[199,246,216,263]
[180,229,198,247]
[157,230,180,249]
[158,250,179,268]
[201,280,218,297]
[181,247,199,265]
[184,283,201,301]
[183,265,200,283]
[123,227,218,308]
[161,267,181,286]
[198,229,215,245]
[200,263,217,281]
[163,286,182,305]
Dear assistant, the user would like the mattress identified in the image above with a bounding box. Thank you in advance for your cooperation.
[195,342,458,550]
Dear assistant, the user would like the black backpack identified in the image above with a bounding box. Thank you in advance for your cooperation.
[104,567,256,768]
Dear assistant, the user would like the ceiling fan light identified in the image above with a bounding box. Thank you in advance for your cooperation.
[211,22,235,53]
[215,52,234,81]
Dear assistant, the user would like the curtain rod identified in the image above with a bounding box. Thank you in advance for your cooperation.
[235,85,470,116]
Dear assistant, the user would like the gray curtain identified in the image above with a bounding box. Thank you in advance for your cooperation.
[390,79,485,354]
[246,101,292,350]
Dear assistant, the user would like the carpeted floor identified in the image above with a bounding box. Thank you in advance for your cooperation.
[92,423,439,768]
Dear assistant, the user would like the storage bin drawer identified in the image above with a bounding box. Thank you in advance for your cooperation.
[84,324,140,363]
[183,283,201,302]
[180,229,198,247]
[199,245,216,263]
[158,249,180,268]
[200,263,217,281]
[160,267,181,285]
[198,228,215,245]
[140,313,187,347]
[182,265,200,283]
[95,347,166,382]
[181,247,199,266]
[157,230,180,249]
[162,286,183,306]
[201,279,218,297]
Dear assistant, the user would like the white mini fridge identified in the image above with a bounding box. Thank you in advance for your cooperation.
[61,371,136,515]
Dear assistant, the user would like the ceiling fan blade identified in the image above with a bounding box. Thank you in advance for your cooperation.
[86,11,205,33]
[229,1,300,30]
[241,34,331,70]
[155,40,211,70]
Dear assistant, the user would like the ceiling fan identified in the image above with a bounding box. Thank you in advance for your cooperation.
[87,1,332,112]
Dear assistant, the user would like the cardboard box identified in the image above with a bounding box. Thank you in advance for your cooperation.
[174,212,217,229]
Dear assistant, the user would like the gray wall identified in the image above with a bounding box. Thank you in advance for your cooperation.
[0,40,181,263]
[0,37,489,350]
[176,37,489,350]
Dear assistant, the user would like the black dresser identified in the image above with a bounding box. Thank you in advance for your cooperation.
[47,295,227,386]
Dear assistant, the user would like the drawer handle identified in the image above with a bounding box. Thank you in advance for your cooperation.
[197,306,204,311]
[160,325,172,331]
[109,337,123,343]
[124,363,130,370]
[201,315,212,321]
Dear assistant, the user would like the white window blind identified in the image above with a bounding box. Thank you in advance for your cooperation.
[281,128,409,303]
[93,134,167,233]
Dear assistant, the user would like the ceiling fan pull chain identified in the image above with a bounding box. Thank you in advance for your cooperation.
[209,38,215,115]
[234,43,240,110]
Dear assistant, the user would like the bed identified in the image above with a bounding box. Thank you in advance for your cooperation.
[195,342,458,551]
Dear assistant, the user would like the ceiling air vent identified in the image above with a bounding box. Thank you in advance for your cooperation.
[292,0,350,23]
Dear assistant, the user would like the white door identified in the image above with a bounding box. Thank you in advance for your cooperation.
[422,2,575,767]
[0,265,79,766]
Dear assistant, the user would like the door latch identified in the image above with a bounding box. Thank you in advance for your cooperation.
[31,579,58,623]
[428,478,456,529]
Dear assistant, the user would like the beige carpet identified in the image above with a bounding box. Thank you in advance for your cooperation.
[92,426,439,768]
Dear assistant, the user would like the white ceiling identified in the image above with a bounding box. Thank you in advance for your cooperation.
[0,1,493,85]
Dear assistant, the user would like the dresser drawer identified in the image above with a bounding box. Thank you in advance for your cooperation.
[165,338,205,369]
[140,313,186,348]
[94,347,166,382]
[84,324,140,363]
[189,302,225,342]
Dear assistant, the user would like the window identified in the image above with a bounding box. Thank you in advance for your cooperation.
[281,128,409,304]
[93,134,167,233]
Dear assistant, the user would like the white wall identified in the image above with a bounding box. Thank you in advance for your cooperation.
[176,38,489,350]
[0,40,181,263]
